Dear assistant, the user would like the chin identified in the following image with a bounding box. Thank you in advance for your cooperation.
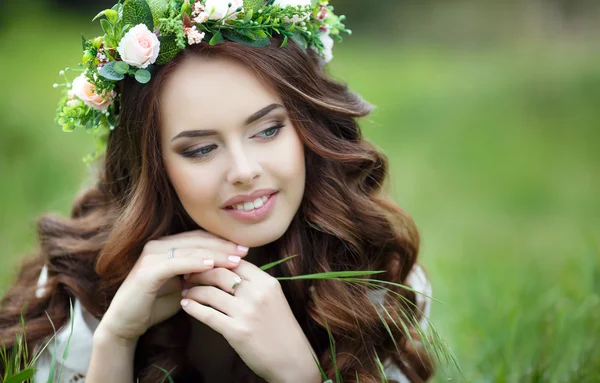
[228,229,286,248]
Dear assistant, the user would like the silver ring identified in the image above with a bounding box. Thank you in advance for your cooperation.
[167,247,176,260]
[231,275,243,294]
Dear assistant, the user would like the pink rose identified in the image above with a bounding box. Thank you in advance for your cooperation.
[117,24,160,69]
[71,74,115,112]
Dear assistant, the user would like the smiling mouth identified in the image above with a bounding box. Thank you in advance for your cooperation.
[224,192,277,211]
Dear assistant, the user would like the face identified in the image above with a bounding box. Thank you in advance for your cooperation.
[160,55,306,248]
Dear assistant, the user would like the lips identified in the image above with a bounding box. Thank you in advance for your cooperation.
[224,192,276,210]
[221,188,279,208]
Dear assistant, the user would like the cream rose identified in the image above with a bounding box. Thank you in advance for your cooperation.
[204,0,244,20]
[312,31,334,64]
[117,24,160,69]
[71,74,115,112]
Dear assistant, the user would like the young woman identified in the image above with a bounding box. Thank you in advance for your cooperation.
[0,1,433,382]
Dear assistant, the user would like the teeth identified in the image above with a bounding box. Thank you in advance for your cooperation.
[233,195,270,211]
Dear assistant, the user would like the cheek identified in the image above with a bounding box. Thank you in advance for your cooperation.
[273,128,305,191]
[165,160,218,211]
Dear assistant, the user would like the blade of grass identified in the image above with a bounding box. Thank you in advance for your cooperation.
[259,254,299,271]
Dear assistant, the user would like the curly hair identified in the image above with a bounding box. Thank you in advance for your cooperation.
[0,35,433,382]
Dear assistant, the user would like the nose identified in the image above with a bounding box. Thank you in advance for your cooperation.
[226,145,262,185]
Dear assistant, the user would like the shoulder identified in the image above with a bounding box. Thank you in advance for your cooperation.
[34,264,100,382]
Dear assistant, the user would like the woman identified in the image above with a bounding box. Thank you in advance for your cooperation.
[0,0,434,382]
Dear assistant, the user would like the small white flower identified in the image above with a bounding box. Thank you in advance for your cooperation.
[314,31,334,64]
[204,0,244,20]
[193,11,209,24]
[184,26,206,45]
[117,24,160,69]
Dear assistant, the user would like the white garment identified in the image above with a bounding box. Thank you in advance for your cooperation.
[33,264,431,383]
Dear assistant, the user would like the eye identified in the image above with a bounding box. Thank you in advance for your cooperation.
[255,124,285,140]
[180,124,285,159]
[181,144,217,158]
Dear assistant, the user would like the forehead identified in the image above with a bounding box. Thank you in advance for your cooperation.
[159,55,282,135]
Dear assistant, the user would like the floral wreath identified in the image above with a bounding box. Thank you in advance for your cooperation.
[54,0,350,164]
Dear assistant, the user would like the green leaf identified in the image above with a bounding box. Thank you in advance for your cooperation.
[279,34,288,48]
[100,19,114,35]
[238,29,257,41]
[222,30,270,47]
[209,30,224,45]
[290,30,308,50]
[114,61,130,74]
[122,0,154,31]
[181,0,192,16]
[4,368,35,383]
[146,0,168,27]
[92,9,110,22]
[135,68,152,83]
[105,9,119,24]
[243,0,263,13]
[156,35,181,65]
[242,8,254,23]
[99,61,125,81]
[81,34,88,50]
[255,28,267,38]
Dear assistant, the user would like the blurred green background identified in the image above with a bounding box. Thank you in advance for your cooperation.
[1,0,599,381]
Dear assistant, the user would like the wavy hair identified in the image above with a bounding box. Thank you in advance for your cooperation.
[0,35,433,382]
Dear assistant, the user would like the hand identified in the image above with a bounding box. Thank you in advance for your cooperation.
[181,260,321,383]
[97,229,249,343]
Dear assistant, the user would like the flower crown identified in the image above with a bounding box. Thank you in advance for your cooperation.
[54,0,350,164]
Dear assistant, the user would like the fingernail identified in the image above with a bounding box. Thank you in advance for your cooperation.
[204,259,214,266]
[182,289,188,297]
[229,255,241,264]
[181,299,189,307]
[237,245,249,253]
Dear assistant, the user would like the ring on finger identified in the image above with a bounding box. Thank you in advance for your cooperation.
[231,275,243,295]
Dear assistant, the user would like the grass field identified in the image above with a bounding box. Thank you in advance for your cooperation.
[1,3,599,382]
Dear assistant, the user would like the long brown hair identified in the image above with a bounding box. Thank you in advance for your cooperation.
[0,35,433,382]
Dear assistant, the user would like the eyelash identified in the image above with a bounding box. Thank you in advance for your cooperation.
[181,124,285,159]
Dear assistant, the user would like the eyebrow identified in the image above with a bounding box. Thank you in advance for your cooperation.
[170,103,284,142]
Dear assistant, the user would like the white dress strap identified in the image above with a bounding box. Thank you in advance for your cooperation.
[33,265,100,383]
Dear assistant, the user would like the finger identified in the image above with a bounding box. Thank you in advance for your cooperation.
[186,267,243,295]
[139,254,215,293]
[180,296,238,339]
[146,247,243,268]
[147,232,249,258]
[228,259,271,283]
[183,285,236,316]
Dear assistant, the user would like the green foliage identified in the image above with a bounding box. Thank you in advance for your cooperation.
[122,0,155,31]
[99,60,125,81]
[156,35,181,64]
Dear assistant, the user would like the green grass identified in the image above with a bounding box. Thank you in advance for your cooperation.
[1,2,599,381]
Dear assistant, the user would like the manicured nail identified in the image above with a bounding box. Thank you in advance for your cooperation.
[237,245,249,253]
[229,255,241,264]
[181,289,188,297]
[181,299,189,307]
[204,259,214,266]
